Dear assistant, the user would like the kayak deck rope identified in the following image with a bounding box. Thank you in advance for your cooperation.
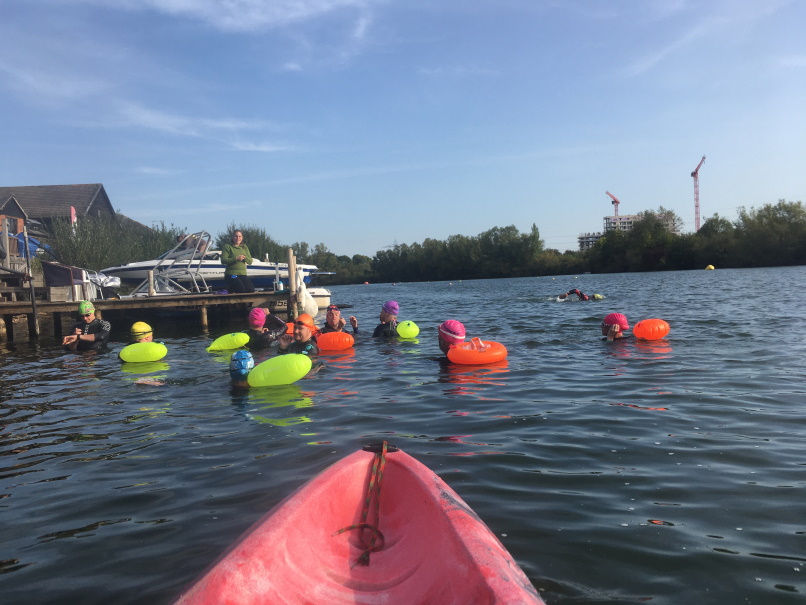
[334,441,390,566]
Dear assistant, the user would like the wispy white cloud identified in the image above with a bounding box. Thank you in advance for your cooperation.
[114,101,288,151]
[76,0,378,32]
[0,60,109,104]
[117,102,204,136]
[620,24,708,77]
[620,1,791,77]
[779,55,806,67]
[135,166,182,175]
[229,141,289,152]
[352,13,371,40]
[418,66,499,78]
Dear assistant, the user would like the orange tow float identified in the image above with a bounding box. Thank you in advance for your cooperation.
[633,318,670,341]
[316,332,355,351]
[447,339,508,365]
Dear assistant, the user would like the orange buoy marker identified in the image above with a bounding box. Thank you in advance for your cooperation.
[316,331,354,351]
[447,340,508,365]
[633,318,670,341]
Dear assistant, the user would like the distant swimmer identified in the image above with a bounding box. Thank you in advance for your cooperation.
[558,289,603,301]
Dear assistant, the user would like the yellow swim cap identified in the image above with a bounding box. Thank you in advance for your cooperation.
[131,321,153,340]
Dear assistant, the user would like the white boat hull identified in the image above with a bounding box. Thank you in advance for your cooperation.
[102,252,332,308]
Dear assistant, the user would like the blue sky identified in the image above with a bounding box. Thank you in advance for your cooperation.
[2,0,805,257]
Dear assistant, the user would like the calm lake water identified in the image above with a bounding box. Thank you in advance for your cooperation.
[2,267,805,605]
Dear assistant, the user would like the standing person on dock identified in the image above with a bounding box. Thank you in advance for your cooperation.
[62,301,111,351]
[437,320,466,355]
[221,230,255,293]
[245,307,287,350]
[373,301,399,337]
[320,304,359,335]
[278,314,319,356]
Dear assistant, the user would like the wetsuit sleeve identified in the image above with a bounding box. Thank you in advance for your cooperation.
[264,313,287,342]
[95,320,111,345]
[372,324,384,337]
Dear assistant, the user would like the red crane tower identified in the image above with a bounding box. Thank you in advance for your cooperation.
[691,155,706,231]
[605,190,620,219]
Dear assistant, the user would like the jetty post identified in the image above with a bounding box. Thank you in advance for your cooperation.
[22,225,40,338]
[287,248,297,321]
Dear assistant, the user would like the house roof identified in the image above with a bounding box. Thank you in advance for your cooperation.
[0,184,115,220]
[0,196,29,220]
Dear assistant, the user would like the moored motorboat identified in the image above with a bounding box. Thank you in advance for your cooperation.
[102,232,332,308]
[174,444,543,605]
[102,252,323,290]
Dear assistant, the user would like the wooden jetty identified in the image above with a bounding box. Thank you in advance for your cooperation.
[0,291,293,342]
[1,246,307,343]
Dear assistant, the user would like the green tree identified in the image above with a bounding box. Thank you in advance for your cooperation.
[734,200,806,266]
[46,214,183,271]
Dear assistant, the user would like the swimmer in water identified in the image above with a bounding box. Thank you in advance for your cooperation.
[230,350,255,388]
[437,320,466,355]
[245,307,287,350]
[558,289,604,301]
[62,301,111,351]
[320,304,359,335]
[373,300,399,337]
[130,321,154,343]
[278,314,319,356]
[601,312,630,341]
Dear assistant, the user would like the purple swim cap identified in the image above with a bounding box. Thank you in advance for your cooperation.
[382,300,399,316]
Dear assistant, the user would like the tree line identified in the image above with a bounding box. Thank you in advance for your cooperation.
[43,200,805,284]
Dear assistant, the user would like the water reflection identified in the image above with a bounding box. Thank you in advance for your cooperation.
[240,385,314,426]
[437,359,509,397]
[633,339,674,359]
[120,361,170,375]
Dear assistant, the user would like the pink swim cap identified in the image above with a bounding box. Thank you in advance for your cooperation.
[603,312,629,331]
[249,307,266,328]
[438,320,466,345]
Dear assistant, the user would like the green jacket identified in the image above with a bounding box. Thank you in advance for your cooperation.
[221,243,253,277]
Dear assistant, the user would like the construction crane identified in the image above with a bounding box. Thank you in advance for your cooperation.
[605,191,620,218]
[691,155,706,231]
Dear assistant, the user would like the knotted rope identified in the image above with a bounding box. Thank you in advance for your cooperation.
[334,441,390,566]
